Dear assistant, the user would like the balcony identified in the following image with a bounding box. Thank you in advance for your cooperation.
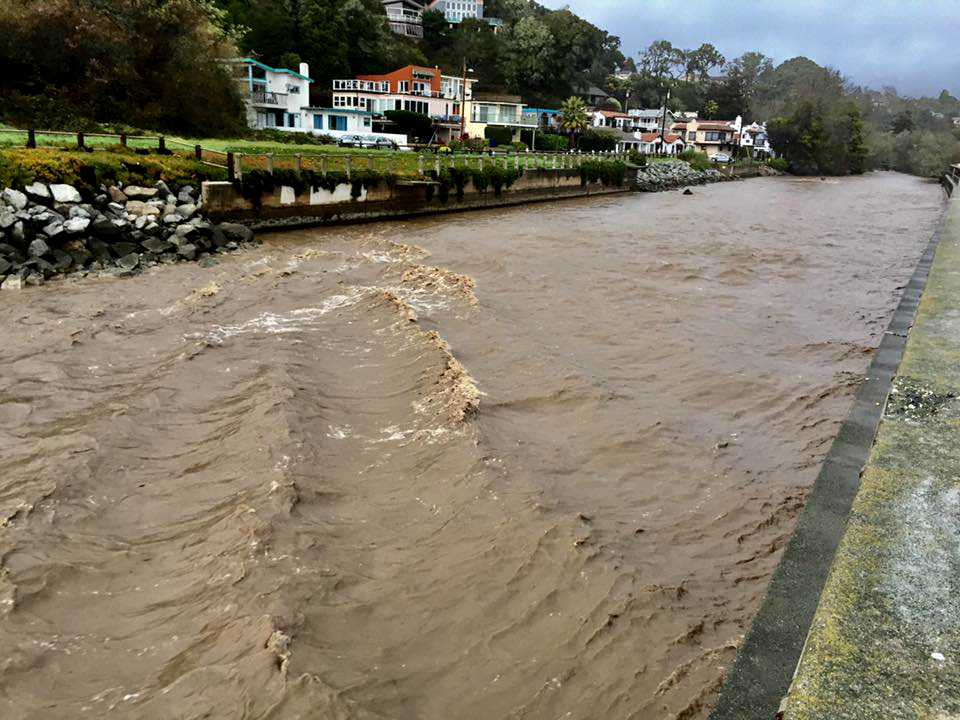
[332,79,390,93]
[431,114,462,125]
[248,91,286,106]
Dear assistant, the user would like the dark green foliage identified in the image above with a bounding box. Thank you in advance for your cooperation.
[577,128,619,152]
[627,149,646,167]
[483,126,515,147]
[891,110,915,135]
[383,111,433,141]
[429,164,523,200]
[0,0,247,136]
[579,160,626,187]
[247,129,336,146]
[678,149,711,171]
[767,157,789,172]
[520,131,568,151]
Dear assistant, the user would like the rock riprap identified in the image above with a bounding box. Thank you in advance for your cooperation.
[633,160,728,191]
[0,181,256,289]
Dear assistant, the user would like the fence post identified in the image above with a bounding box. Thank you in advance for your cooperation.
[295,154,302,174]
[515,155,519,171]
[345,155,351,180]
[236,153,243,180]
[552,155,557,170]
[26,128,36,149]
[158,136,166,153]
[195,144,202,161]
[434,156,441,175]
[321,156,328,177]
[368,156,374,171]
[226,152,235,181]
[266,154,274,174]
[120,133,127,148]
[418,155,424,176]
[77,132,85,150]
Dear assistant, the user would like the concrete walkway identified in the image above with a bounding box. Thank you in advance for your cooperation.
[782,195,960,718]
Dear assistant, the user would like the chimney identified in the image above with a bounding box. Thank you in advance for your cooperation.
[300,62,310,79]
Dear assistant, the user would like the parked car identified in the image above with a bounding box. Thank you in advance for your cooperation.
[337,134,365,148]
[369,136,399,150]
[711,152,732,164]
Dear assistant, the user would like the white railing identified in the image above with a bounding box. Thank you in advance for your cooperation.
[332,79,390,93]
[386,8,422,21]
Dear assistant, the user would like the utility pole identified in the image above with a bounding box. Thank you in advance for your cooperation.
[659,87,671,156]
[459,58,468,140]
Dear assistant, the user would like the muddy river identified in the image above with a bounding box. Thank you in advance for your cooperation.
[0,173,944,719]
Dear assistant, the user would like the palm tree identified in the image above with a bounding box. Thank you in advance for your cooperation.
[559,96,589,149]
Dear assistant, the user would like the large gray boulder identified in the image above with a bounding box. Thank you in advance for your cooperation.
[28,238,50,258]
[123,186,158,200]
[0,211,16,230]
[175,203,197,219]
[125,201,161,217]
[50,184,82,204]
[2,188,27,211]
[108,186,128,204]
[24,182,50,202]
[63,217,91,234]
[218,222,254,244]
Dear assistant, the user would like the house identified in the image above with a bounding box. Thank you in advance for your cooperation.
[332,65,474,142]
[612,130,642,153]
[739,122,773,159]
[228,58,313,131]
[627,107,676,134]
[638,132,685,155]
[592,110,635,131]
[464,93,538,144]
[674,116,742,158]
[382,0,425,38]
[525,107,562,130]
[426,0,503,29]
[575,84,611,108]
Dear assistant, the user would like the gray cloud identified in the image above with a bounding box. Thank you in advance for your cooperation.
[536,0,960,97]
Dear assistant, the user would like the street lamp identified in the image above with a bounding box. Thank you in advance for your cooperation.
[459,60,474,141]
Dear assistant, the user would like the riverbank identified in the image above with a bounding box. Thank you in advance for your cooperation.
[711,180,953,720]
[777,192,960,719]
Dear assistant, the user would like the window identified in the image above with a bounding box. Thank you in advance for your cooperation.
[363,117,371,127]
[705,131,725,141]
[288,85,300,94]
[399,81,409,93]
[687,131,695,141]
[328,115,347,131]
[313,114,324,130]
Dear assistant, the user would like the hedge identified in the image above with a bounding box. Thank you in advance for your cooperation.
[0,147,226,193]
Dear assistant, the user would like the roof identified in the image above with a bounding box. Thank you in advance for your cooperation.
[576,84,610,98]
[629,108,669,119]
[597,110,631,119]
[695,120,737,129]
[237,57,313,83]
[639,132,684,143]
[304,107,374,115]
[473,93,523,104]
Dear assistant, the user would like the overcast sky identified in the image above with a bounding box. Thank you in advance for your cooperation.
[536,0,960,98]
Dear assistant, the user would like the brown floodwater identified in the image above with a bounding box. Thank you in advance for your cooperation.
[0,173,944,719]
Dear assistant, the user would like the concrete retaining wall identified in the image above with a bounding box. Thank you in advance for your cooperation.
[201,168,626,229]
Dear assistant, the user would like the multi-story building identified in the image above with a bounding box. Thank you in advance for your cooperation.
[228,58,313,131]
[673,116,742,158]
[426,0,503,29]
[463,93,539,143]
[382,0,425,38]
[739,122,773,159]
[628,107,677,134]
[332,65,475,142]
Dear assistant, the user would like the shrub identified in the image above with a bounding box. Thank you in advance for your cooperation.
[483,126,514,147]
[579,159,626,187]
[628,149,646,166]
[511,141,528,153]
[451,137,488,152]
[0,146,226,192]
[384,110,433,141]
[767,157,789,172]
[577,128,619,152]
[523,131,568,151]
[247,129,335,146]
[678,149,711,171]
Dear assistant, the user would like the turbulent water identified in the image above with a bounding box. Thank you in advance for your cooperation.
[0,173,944,720]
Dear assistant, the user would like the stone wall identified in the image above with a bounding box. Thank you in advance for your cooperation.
[201,168,626,228]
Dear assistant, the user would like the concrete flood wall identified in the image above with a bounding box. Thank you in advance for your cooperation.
[201,167,627,228]
[711,184,956,720]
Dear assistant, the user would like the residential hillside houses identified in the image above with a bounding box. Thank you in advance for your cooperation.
[382,0,425,38]
[230,56,772,158]
[426,0,503,28]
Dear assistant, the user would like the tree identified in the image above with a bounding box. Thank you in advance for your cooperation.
[845,107,868,174]
[559,96,589,147]
[682,43,725,82]
[638,40,684,82]
[891,110,915,134]
[713,51,774,120]
[701,100,720,119]
[499,15,553,93]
